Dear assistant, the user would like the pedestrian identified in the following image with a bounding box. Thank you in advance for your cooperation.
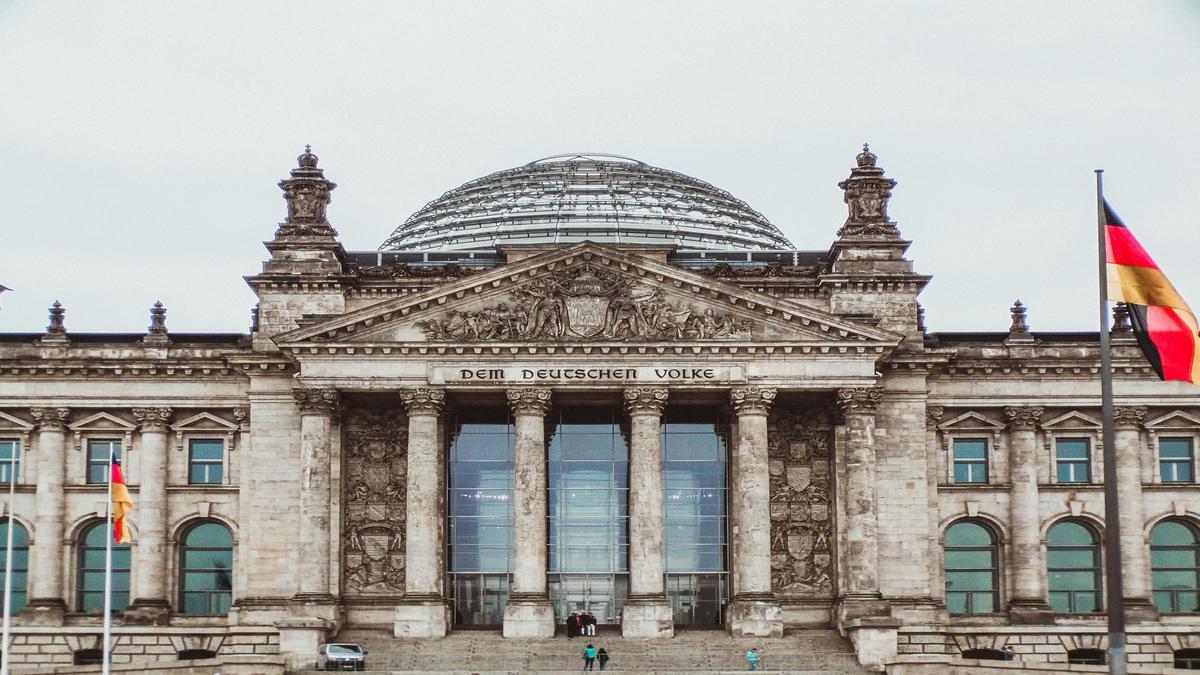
[583,643,597,671]
[1001,645,1015,661]
[567,612,578,638]
[585,611,597,636]
[746,647,759,671]
[597,647,609,671]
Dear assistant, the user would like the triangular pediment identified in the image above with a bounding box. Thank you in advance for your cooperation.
[0,412,34,432]
[1146,411,1200,430]
[1042,411,1102,430]
[171,412,240,432]
[938,411,1004,432]
[277,242,901,349]
[69,411,137,431]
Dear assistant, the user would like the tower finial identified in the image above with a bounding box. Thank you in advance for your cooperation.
[837,143,895,236]
[276,146,338,237]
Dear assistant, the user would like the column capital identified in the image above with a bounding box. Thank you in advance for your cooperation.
[293,388,341,416]
[1114,405,1147,430]
[624,387,668,416]
[507,388,552,417]
[925,404,945,430]
[730,387,777,416]
[1004,405,1044,430]
[131,406,174,431]
[400,388,445,415]
[29,407,70,431]
[835,387,881,414]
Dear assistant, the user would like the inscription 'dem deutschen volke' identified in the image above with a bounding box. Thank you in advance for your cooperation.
[430,365,746,384]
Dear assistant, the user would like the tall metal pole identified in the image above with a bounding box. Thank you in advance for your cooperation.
[101,452,114,675]
[1095,169,1127,675]
[1,448,17,675]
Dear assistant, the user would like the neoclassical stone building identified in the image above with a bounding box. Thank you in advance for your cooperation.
[2,147,1200,670]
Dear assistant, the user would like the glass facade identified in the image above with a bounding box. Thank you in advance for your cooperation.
[1047,521,1102,613]
[77,521,130,612]
[944,521,998,614]
[179,521,233,615]
[0,519,28,613]
[548,406,629,624]
[447,407,514,626]
[1151,519,1200,613]
[661,408,728,626]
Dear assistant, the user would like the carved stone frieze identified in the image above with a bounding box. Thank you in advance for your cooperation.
[341,408,407,595]
[1114,405,1147,430]
[623,387,668,416]
[1004,405,1044,430]
[415,263,753,342]
[30,407,70,430]
[399,388,446,415]
[730,387,776,415]
[835,387,881,414]
[131,406,174,431]
[507,388,552,417]
[354,263,478,279]
[768,407,834,596]
[293,388,341,416]
[696,262,816,279]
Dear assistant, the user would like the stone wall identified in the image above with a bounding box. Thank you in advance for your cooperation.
[896,626,1200,667]
[1,626,277,667]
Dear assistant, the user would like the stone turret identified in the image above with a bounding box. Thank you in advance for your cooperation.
[245,147,349,351]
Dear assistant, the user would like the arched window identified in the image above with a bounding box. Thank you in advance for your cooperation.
[944,521,999,614]
[1151,519,1200,613]
[0,519,29,613]
[1047,521,1102,613]
[1068,648,1106,665]
[77,522,130,612]
[179,521,233,615]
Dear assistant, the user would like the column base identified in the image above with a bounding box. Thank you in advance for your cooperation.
[124,598,171,625]
[502,594,556,638]
[394,595,450,638]
[1124,596,1160,624]
[621,595,674,639]
[845,616,901,671]
[275,617,333,671]
[1008,598,1054,625]
[726,594,783,638]
[17,598,66,626]
[291,592,340,626]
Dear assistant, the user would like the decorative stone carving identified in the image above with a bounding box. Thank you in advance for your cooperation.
[1004,405,1044,430]
[768,407,834,596]
[1009,300,1030,336]
[355,263,478,279]
[131,407,174,431]
[293,388,341,415]
[624,387,668,416]
[926,405,945,430]
[696,262,815,279]
[507,388,552,416]
[276,145,338,238]
[837,144,898,237]
[44,301,67,336]
[1114,405,1147,429]
[1112,303,1133,334]
[415,263,753,342]
[30,407,70,430]
[835,387,881,414]
[730,387,777,415]
[399,388,446,415]
[342,408,408,594]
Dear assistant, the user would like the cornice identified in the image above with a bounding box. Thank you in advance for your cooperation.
[279,341,891,358]
[0,361,246,379]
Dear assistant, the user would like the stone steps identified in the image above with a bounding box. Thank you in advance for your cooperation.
[292,628,874,674]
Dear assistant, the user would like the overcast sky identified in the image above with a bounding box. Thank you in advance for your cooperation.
[2,1,1198,334]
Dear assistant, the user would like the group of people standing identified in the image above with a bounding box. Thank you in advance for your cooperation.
[565,611,597,637]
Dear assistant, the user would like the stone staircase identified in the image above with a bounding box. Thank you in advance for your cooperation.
[291,627,875,674]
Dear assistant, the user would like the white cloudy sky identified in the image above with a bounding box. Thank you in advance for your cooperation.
[1,1,1198,334]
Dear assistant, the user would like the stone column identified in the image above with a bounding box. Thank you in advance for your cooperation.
[727,387,783,637]
[292,388,340,617]
[126,406,173,624]
[503,387,555,638]
[22,407,70,623]
[925,405,946,612]
[395,388,450,638]
[622,387,674,639]
[836,387,889,618]
[1114,406,1158,622]
[1005,405,1052,623]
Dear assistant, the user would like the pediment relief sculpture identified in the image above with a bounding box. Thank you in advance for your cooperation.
[415,263,753,342]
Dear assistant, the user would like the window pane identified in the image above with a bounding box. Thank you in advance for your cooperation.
[1056,439,1089,460]
[945,550,993,570]
[1152,521,1196,546]
[1049,571,1097,591]
[1153,549,1198,568]
[1160,439,1193,458]
[189,441,223,459]
[1048,522,1095,546]
[946,522,993,547]
[953,439,987,460]
[1048,548,1097,568]
[945,571,994,592]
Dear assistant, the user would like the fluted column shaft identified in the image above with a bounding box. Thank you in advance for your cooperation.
[838,387,882,598]
[625,387,668,599]
[1115,406,1152,605]
[294,389,339,599]
[400,389,446,598]
[129,407,173,617]
[27,408,69,614]
[1005,405,1050,618]
[507,388,551,598]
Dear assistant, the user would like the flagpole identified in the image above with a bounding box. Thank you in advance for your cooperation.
[102,451,114,675]
[1,447,17,675]
[1095,169,1127,675]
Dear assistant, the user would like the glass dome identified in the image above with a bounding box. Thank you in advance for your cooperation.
[381,154,794,251]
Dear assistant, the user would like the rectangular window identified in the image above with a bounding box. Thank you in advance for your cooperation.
[952,439,988,484]
[1161,438,1195,483]
[0,440,19,485]
[86,440,121,484]
[188,440,224,485]
[1056,438,1091,483]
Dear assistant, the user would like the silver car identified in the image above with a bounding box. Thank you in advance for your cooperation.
[316,643,367,671]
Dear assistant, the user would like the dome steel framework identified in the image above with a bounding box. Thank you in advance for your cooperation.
[381,154,795,252]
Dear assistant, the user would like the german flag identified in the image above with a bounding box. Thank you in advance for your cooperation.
[1105,201,1200,384]
[111,458,133,544]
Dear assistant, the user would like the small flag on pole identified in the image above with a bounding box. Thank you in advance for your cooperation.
[1104,201,1200,384]
[111,458,133,544]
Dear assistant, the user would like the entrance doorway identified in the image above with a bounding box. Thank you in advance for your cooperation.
[549,574,629,625]
[450,573,510,626]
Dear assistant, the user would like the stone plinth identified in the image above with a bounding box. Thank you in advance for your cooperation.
[621,597,674,639]
[845,615,900,671]
[727,596,784,638]
[394,597,451,638]
[502,596,557,638]
[275,617,332,671]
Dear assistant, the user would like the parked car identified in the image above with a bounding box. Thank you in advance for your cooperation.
[316,643,367,671]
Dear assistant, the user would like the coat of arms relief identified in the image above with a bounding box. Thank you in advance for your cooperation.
[342,409,407,595]
[768,407,835,596]
[415,263,753,341]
